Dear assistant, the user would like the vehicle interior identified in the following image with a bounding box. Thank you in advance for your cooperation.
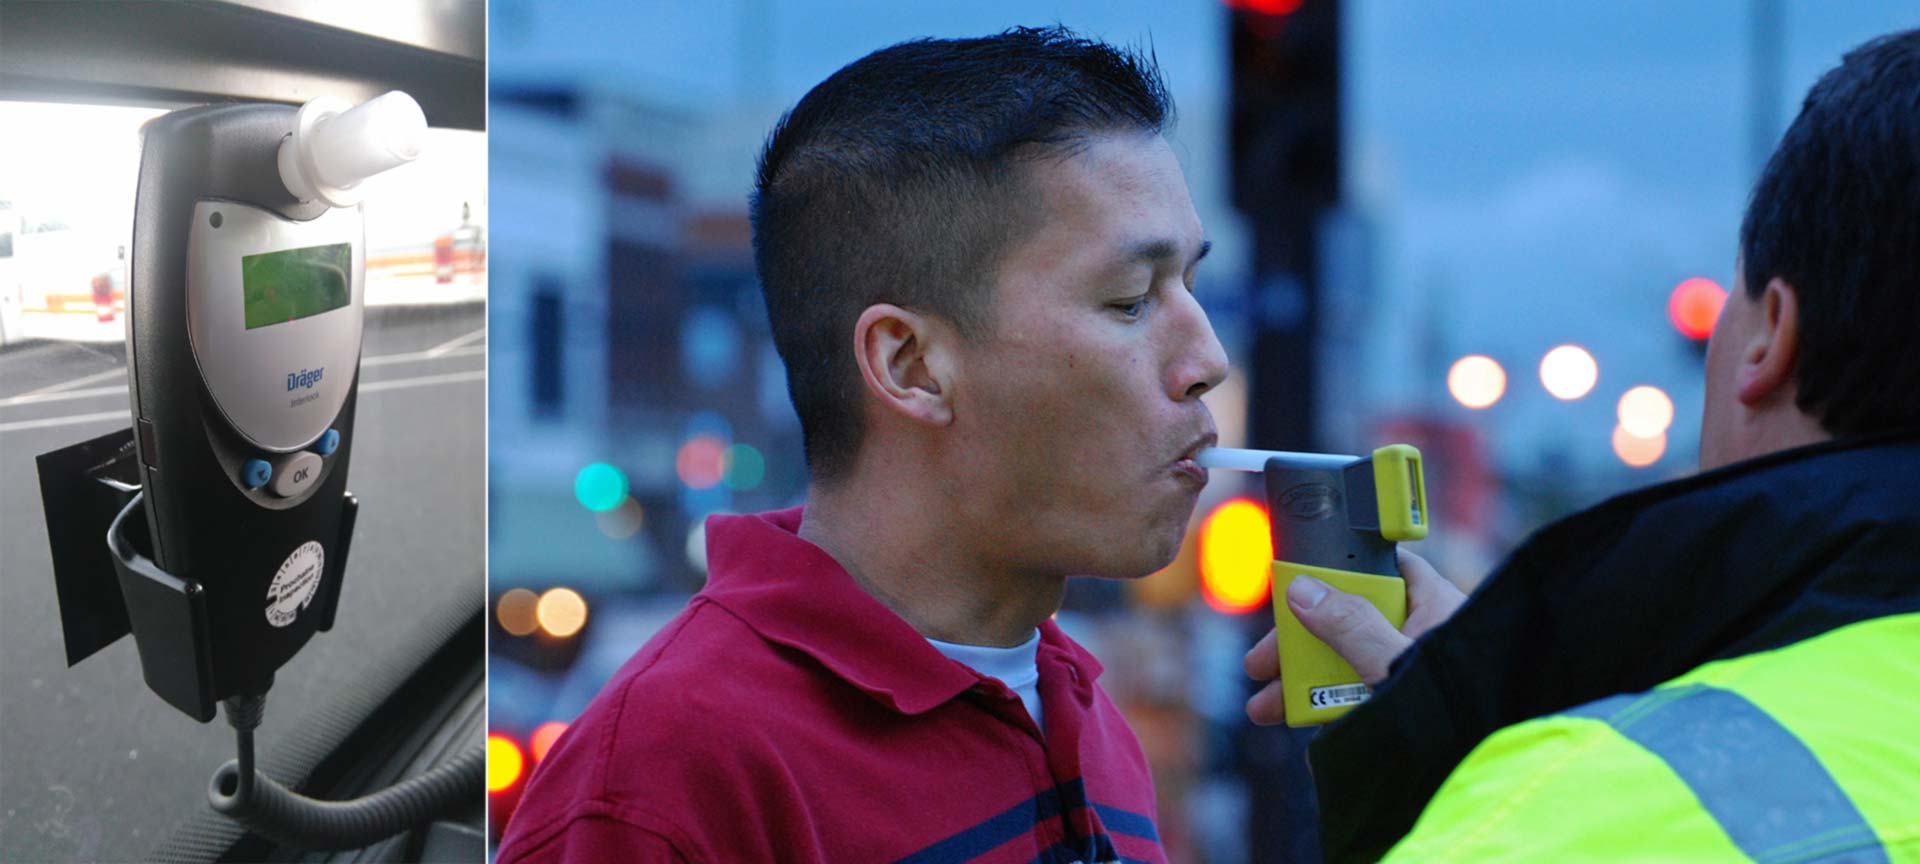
[0,3,486,861]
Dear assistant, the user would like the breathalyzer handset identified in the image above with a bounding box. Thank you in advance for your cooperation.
[1198,445,1430,727]
[126,91,481,849]
[129,95,411,705]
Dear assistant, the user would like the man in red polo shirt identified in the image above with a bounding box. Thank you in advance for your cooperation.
[497,26,1227,863]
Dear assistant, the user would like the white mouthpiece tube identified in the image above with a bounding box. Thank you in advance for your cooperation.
[1195,447,1359,472]
[278,91,426,208]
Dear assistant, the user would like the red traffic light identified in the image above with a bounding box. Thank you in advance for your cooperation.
[1669,277,1727,340]
[1227,0,1304,13]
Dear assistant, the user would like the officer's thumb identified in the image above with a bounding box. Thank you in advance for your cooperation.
[1285,575,1411,686]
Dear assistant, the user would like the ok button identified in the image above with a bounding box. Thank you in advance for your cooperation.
[270,451,324,498]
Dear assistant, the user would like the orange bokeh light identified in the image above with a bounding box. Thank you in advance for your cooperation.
[531,721,569,763]
[1540,345,1599,401]
[1669,277,1727,340]
[1198,498,1275,615]
[1617,386,1676,439]
[1448,355,1507,409]
[675,436,728,490]
[536,587,588,639]
[1612,425,1668,468]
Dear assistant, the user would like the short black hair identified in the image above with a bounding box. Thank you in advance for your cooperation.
[751,26,1173,482]
[1739,29,1920,438]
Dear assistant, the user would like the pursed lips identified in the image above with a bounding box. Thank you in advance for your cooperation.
[1171,430,1218,486]
[1178,431,1219,464]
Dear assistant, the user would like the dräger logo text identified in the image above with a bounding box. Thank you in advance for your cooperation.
[287,367,325,391]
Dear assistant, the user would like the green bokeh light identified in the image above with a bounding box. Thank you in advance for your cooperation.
[723,444,766,491]
[574,462,629,512]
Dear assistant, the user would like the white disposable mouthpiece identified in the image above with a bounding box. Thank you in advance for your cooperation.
[1195,447,1358,472]
[278,91,426,208]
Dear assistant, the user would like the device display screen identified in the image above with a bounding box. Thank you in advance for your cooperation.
[241,243,350,329]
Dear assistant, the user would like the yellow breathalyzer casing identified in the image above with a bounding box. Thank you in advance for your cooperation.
[1267,444,1428,727]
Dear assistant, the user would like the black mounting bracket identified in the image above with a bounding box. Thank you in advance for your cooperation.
[37,427,356,722]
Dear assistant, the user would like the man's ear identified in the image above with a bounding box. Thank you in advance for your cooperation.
[1735,277,1801,407]
[852,303,956,427]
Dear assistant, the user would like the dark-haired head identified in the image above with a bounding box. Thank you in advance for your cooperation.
[750,26,1173,482]
[1736,29,1920,439]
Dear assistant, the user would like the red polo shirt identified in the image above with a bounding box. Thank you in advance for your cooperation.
[496,507,1166,863]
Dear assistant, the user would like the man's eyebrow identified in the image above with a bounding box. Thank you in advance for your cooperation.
[1122,238,1212,270]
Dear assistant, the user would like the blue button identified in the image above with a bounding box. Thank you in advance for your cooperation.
[242,458,272,489]
[314,428,340,456]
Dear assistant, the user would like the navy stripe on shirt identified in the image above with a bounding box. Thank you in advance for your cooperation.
[893,780,1159,864]
[1056,779,1160,841]
[892,789,1061,864]
[1092,804,1159,843]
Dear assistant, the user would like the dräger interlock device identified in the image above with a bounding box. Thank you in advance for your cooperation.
[127,92,424,707]
[1199,445,1430,726]
[39,91,482,850]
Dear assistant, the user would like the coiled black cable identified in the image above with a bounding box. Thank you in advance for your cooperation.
[207,694,483,851]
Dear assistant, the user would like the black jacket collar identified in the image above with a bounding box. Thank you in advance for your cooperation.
[1310,432,1920,863]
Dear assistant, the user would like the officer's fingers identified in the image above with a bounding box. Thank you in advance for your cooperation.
[1397,548,1466,639]
[1395,547,1446,592]
[1245,679,1288,726]
[1244,627,1280,681]
[1287,575,1411,686]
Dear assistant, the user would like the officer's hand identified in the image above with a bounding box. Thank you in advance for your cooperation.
[1242,548,1465,726]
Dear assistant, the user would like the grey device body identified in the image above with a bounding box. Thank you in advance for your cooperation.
[128,103,362,709]
[1263,453,1399,577]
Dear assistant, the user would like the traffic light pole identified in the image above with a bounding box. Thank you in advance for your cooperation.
[1227,3,1342,862]
[1231,2,1340,457]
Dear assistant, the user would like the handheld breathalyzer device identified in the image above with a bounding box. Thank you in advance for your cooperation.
[127,91,424,716]
[1199,445,1430,726]
[114,92,486,850]
[36,90,481,851]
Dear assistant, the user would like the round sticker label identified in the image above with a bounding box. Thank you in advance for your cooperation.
[266,540,325,628]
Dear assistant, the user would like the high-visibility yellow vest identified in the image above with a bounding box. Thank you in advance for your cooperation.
[1385,612,1920,862]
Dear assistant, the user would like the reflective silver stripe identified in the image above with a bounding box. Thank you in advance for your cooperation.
[1566,684,1888,863]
